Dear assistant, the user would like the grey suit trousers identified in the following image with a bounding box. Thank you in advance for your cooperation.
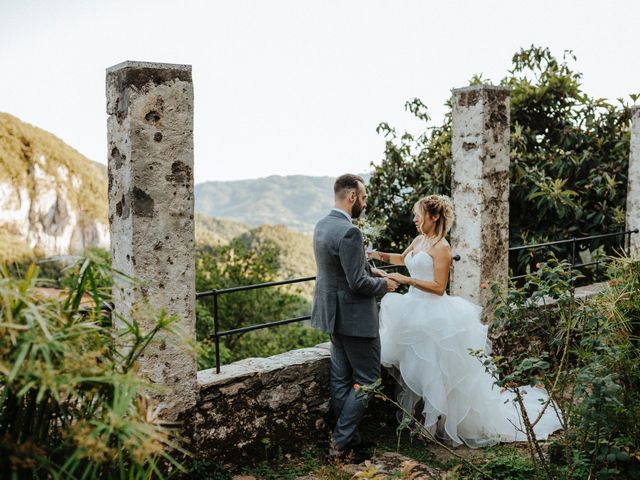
[330,332,381,451]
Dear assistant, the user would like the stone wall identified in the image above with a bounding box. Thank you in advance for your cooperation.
[185,344,332,465]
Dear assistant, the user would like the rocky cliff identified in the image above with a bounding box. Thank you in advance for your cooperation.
[0,113,109,261]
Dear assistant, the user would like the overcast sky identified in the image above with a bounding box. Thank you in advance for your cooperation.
[1,0,638,182]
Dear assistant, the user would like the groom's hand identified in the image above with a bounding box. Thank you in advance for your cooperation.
[371,267,388,278]
[385,278,399,292]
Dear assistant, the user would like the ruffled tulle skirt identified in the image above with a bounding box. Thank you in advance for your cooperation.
[379,288,563,448]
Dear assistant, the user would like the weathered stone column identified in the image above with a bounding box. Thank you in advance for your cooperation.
[106,61,196,418]
[626,106,640,256]
[450,86,510,308]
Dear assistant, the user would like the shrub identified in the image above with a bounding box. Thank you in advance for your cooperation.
[486,256,640,479]
[0,257,186,479]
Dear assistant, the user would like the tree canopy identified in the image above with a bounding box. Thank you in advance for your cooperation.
[366,46,635,276]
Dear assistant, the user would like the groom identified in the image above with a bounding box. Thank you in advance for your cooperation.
[311,173,398,461]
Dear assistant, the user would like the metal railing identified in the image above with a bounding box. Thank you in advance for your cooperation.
[196,263,405,374]
[197,229,638,373]
[197,251,463,373]
[508,229,639,280]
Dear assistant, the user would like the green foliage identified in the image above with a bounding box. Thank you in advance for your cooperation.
[367,46,634,277]
[57,247,113,292]
[0,257,187,479]
[486,256,640,479]
[182,459,232,480]
[445,446,537,480]
[195,239,326,369]
[478,449,537,480]
[368,97,451,251]
[242,450,324,480]
[238,224,316,299]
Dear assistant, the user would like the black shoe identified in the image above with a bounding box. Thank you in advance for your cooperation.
[329,447,371,464]
[351,439,377,453]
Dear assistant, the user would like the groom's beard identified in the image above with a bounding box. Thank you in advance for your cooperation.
[352,201,365,219]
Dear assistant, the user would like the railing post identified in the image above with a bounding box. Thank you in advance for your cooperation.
[214,292,220,374]
[106,61,197,419]
[450,85,511,309]
[627,106,640,256]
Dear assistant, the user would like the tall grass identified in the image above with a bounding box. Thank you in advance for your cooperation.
[0,254,187,479]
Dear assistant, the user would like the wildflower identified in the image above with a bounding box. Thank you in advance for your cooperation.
[536,262,541,269]
[353,383,360,391]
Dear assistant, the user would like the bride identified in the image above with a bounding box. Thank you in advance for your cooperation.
[368,194,562,448]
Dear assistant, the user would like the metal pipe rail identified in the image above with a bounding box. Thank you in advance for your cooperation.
[508,229,638,280]
[197,229,637,373]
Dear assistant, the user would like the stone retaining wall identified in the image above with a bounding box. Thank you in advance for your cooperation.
[185,344,333,465]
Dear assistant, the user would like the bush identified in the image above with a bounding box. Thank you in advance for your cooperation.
[486,256,640,479]
[195,239,326,369]
[0,258,187,479]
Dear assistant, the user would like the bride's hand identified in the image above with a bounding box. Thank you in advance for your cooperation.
[388,272,410,284]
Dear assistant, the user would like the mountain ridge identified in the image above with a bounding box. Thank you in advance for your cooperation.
[0,113,369,261]
[194,173,371,232]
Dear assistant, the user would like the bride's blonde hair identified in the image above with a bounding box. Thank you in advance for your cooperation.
[414,194,455,241]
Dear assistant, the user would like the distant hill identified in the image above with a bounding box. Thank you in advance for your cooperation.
[0,112,368,265]
[0,113,108,261]
[195,214,251,246]
[195,216,316,298]
[194,174,370,233]
[239,224,315,297]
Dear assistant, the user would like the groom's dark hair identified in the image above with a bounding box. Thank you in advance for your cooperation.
[334,174,364,199]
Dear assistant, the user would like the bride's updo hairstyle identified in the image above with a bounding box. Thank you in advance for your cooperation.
[414,194,455,241]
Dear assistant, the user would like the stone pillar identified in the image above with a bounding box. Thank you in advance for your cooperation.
[626,106,640,256]
[106,61,196,419]
[450,86,510,308]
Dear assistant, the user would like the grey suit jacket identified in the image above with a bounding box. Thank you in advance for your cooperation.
[311,210,387,338]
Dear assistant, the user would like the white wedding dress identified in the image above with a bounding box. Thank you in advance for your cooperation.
[379,250,563,448]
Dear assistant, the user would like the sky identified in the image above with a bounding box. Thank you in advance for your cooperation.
[1,0,638,183]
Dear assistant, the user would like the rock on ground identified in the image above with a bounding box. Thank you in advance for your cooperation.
[296,452,442,479]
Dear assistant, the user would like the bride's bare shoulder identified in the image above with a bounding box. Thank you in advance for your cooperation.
[438,238,451,249]
[432,239,452,259]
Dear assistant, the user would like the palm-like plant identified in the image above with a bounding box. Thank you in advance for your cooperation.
[0,255,187,479]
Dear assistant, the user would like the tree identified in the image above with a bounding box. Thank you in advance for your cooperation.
[366,46,634,277]
[195,239,325,368]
